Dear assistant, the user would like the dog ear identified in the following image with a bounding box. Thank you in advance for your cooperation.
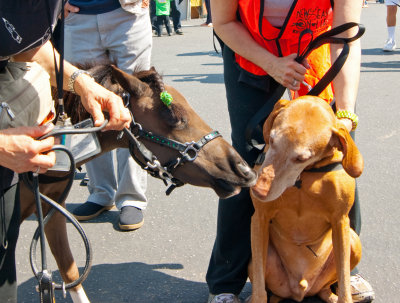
[332,125,364,178]
[263,99,291,143]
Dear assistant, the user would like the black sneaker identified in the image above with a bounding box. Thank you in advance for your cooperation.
[118,206,144,231]
[175,28,183,35]
[73,201,115,221]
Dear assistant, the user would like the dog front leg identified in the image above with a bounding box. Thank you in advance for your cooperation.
[249,210,271,303]
[331,216,352,303]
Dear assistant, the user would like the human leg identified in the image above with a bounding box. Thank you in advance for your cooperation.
[156,16,164,36]
[201,0,212,26]
[383,3,398,51]
[346,132,374,303]
[150,0,157,30]
[386,4,398,27]
[0,184,20,303]
[115,149,148,230]
[170,0,182,33]
[64,12,109,64]
[98,7,152,71]
[206,46,278,297]
[97,7,151,229]
[64,12,119,220]
[205,0,212,25]
[164,15,172,35]
[72,152,117,221]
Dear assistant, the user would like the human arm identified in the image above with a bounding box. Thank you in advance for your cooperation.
[331,0,362,132]
[210,0,307,90]
[12,41,131,131]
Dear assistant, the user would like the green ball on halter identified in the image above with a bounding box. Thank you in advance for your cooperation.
[160,91,173,106]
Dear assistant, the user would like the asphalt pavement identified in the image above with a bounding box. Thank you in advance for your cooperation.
[16,3,400,302]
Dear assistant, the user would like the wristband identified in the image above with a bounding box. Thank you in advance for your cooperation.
[68,70,93,94]
[336,110,358,131]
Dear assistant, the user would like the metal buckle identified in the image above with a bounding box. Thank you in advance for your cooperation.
[182,141,200,162]
[146,159,174,181]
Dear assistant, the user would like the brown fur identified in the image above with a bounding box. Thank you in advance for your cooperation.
[249,96,363,303]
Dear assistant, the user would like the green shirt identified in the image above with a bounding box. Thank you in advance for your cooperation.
[155,0,170,16]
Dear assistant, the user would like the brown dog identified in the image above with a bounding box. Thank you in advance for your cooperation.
[249,96,364,303]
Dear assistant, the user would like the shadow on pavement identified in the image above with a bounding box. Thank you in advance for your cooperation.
[18,262,208,303]
[18,261,327,303]
[163,73,224,84]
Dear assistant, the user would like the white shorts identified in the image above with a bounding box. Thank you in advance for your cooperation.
[386,0,400,6]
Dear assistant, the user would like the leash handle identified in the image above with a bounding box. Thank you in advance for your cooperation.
[245,23,365,151]
[299,23,365,97]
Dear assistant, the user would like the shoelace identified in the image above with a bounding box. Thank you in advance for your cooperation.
[214,293,237,303]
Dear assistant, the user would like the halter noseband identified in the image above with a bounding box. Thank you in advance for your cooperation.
[120,93,222,195]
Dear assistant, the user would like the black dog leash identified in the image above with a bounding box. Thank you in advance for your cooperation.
[245,23,365,152]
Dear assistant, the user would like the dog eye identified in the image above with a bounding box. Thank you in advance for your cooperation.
[294,155,309,163]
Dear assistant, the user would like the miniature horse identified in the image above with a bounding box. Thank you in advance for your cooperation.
[18,65,257,303]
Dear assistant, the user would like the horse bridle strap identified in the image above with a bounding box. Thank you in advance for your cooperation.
[136,128,221,162]
[122,117,221,195]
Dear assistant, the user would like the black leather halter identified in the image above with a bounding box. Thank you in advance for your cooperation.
[120,93,222,195]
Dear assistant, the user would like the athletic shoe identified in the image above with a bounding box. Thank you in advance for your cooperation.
[73,201,115,221]
[175,28,183,35]
[208,293,241,303]
[350,274,375,303]
[383,39,396,52]
[118,206,144,231]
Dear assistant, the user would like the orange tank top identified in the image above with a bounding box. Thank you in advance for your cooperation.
[236,0,334,102]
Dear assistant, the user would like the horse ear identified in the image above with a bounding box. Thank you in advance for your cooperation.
[111,65,149,98]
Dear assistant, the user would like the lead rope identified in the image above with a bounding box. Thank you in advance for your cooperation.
[23,120,108,302]
[245,23,365,153]
[29,0,67,301]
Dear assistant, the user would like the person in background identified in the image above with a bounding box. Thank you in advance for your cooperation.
[383,0,398,51]
[206,0,375,303]
[150,0,183,35]
[154,0,172,36]
[170,0,184,34]
[201,0,212,27]
[64,0,152,231]
[0,1,131,301]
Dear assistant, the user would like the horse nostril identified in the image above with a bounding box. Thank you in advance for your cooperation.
[237,163,251,176]
[237,163,257,181]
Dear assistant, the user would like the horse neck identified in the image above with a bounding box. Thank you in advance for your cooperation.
[75,130,129,167]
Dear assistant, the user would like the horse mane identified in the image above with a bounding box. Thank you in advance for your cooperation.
[56,65,165,124]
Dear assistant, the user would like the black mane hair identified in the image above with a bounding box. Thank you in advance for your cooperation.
[57,65,166,124]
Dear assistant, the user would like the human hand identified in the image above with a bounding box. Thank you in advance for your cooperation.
[64,2,79,18]
[73,74,132,131]
[0,124,56,174]
[267,53,309,91]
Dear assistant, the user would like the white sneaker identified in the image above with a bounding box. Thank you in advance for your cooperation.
[383,39,396,52]
[208,293,242,303]
[350,274,375,303]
